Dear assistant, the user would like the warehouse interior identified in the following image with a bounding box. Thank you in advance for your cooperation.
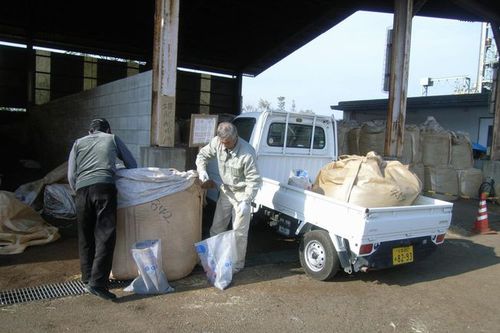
[0,1,499,189]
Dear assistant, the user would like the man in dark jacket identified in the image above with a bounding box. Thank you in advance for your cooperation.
[68,118,137,300]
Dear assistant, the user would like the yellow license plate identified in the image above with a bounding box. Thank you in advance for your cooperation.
[392,246,414,265]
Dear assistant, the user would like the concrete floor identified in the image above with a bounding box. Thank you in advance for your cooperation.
[1,198,499,332]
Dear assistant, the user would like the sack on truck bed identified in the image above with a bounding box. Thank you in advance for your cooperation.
[312,152,422,208]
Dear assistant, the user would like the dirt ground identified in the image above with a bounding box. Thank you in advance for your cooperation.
[1,198,500,332]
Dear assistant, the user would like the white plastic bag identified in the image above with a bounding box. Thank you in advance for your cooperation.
[124,239,174,294]
[195,230,237,290]
[287,169,312,190]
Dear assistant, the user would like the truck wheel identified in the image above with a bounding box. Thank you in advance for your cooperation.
[299,230,339,281]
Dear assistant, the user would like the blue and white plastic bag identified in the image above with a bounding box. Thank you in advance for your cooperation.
[124,239,174,294]
[195,230,237,290]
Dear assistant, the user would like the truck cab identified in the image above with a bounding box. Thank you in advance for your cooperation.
[207,111,337,196]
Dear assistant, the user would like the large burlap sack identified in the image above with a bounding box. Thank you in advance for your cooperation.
[420,117,451,167]
[337,120,359,156]
[0,191,60,255]
[457,168,483,199]
[312,153,422,208]
[112,169,203,281]
[450,132,473,170]
[401,125,421,164]
[347,128,361,155]
[424,166,458,199]
[358,120,386,156]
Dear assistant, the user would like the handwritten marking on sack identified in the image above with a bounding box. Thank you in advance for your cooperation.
[150,200,172,223]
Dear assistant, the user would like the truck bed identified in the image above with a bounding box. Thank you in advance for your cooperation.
[254,178,453,255]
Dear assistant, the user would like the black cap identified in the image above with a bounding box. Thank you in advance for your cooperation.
[89,118,111,133]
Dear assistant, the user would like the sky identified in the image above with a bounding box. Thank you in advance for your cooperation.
[241,11,483,118]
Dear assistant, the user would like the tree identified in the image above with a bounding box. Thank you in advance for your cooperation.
[257,98,271,111]
[243,104,257,113]
[277,96,285,111]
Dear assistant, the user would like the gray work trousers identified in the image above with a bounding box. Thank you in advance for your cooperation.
[210,189,251,271]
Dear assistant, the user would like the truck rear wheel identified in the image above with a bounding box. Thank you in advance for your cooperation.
[299,230,339,281]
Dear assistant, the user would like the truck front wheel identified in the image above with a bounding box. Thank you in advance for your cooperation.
[299,230,340,281]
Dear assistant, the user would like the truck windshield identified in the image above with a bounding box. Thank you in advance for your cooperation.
[233,117,256,142]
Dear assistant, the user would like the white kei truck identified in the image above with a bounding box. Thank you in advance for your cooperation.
[206,110,453,281]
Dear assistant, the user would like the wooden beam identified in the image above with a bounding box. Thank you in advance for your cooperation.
[490,23,500,160]
[151,0,179,147]
[384,0,413,158]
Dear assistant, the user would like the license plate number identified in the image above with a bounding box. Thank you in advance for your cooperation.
[392,246,414,265]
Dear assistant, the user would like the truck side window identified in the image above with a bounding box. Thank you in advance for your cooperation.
[233,117,256,142]
[267,123,325,149]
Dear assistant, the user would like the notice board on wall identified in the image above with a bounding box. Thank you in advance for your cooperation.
[189,114,218,147]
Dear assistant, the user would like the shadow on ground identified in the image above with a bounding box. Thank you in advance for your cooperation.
[335,237,500,286]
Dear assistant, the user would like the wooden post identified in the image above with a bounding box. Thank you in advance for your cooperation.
[490,23,500,160]
[151,0,179,147]
[384,0,413,158]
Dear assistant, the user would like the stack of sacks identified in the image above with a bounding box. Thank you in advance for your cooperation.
[419,117,482,200]
[337,120,359,156]
[347,126,361,155]
[451,132,482,198]
[312,152,421,208]
[402,125,423,184]
[358,120,386,156]
[420,117,457,200]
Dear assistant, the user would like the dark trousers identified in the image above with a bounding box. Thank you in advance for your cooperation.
[76,183,117,288]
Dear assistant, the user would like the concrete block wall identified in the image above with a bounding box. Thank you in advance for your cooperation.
[31,71,152,170]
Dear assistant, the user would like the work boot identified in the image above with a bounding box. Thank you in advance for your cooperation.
[86,285,117,301]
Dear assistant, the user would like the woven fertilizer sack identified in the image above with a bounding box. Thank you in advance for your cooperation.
[424,166,458,200]
[401,125,421,164]
[112,168,203,281]
[0,191,60,255]
[450,132,473,170]
[312,152,421,208]
[420,117,451,167]
[347,128,361,155]
[457,168,483,199]
[358,120,386,156]
[337,120,359,156]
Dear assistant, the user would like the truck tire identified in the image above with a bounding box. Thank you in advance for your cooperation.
[299,230,340,281]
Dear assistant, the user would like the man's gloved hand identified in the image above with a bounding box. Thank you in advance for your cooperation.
[198,170,209,182]
[238,201,250,215]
